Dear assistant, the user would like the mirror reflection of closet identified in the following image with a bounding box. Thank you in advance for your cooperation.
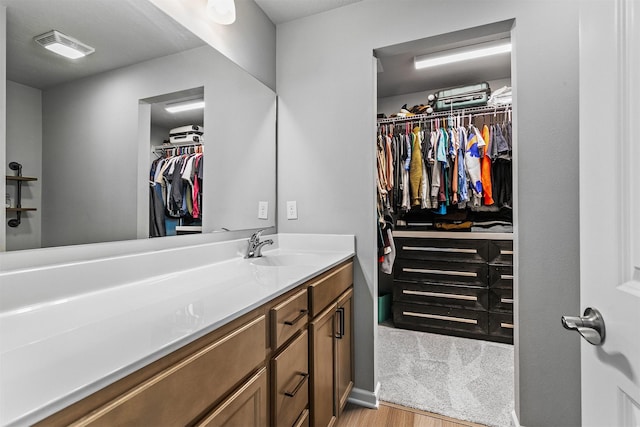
[2,0,277,253]
[142,87,205,239]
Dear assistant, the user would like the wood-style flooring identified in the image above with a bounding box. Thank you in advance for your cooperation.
[335,401,486,427]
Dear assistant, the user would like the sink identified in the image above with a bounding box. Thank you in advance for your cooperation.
[248,252,327,267]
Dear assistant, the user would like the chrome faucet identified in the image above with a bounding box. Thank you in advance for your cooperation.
[245,229,274,258]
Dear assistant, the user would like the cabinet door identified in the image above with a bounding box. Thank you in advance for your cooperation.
[195,368,267,427]
[335,289,353,416]
[309,303,337,427]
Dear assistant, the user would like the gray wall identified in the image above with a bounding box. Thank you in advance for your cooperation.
[276,1,581,425]
[41,44,275,247]
[148,0,276,91]
[5,80,41,250]
[0,7,6,251]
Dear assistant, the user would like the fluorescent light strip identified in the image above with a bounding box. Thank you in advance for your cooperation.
[165,101,205,113]
[415,42,511,69]
[44,43,86,59]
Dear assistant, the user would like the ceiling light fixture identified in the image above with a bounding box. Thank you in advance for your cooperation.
[414,41,511,70]
[34,30,95,60]
[207,0,236,25]
[164,99,206,114]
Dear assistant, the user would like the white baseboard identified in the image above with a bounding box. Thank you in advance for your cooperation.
[512,409,523,427]
[347,382,381,409]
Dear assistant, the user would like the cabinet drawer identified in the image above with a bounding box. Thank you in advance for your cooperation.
[489,264,513,289]
[393,302,488,335]
[489,312,514,340]
[272,330,309,427]
[271,288,308,350]
[488,240,513,265]
[395,259,487,288]
[396,238,488,262]
[73,316,266,426]
[393,280,489,311]
[308,261,353,317]
[195,368,267,427]
[489,288,513,313]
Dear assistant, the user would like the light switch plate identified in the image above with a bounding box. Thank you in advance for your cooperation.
[258,201,268,219]
[286,201,298,220]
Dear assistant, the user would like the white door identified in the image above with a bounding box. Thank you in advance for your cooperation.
[577,0,640,425]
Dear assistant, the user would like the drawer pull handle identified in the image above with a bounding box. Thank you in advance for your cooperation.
[501,322,514,329]
[403,290,478,301]
[402,246,478,254]
[403,311,478,325]
[403,267,477,278]
[500,250,514,255]
[500,298,514,304]
[284,309,308,326]
[500,274,514,280]
[335,307,345,339]
[284,372,309,397]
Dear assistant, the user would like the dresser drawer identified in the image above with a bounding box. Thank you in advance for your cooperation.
[489,312,514,340]
[396,238,488,263]
[395,259,487,288]
[308,261,353,317]
[272,330,309,427]
[488,240,513,265]
[489,264,513,289]
[393,280,489,311]
[393,302,488,335]
[271,288,308,350]
[74,316,266,426]
[489,288,514,313]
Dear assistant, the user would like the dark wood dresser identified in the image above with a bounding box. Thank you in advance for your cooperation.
[392,231,514,344]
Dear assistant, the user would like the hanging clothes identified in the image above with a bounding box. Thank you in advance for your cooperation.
[376,105,512,228]
[149,147,204,237]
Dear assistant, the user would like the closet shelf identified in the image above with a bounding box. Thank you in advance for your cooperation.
[6,176,37,182]
[6,207,37,213]
[377,103,512,124]
[153,142,203,152]
[6,162,37,227]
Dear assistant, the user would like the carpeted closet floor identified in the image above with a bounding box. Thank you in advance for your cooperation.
[377,323,514,427]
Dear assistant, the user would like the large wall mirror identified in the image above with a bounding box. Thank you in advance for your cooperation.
[2,0,276,252]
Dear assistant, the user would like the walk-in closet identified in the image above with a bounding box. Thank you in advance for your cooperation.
[145,88,205,238]
[375,21,515,427]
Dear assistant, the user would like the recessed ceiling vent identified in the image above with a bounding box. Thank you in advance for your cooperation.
[34,30,95,59]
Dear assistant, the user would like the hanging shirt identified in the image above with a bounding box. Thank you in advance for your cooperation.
[481,124,495,205]
[409,128,424,206]
[457,127,469,207]
[465,126,485,206]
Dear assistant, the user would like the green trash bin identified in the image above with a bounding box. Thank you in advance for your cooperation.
[378,293,392,323]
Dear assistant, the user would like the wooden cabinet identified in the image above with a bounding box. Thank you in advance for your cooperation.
[66,316,267,427]
[393,235,513,344]
[310,303,337,427]
[37,260,353,427]
[335,289,353,415]
[196,368,268,427]
[308,262,354,427]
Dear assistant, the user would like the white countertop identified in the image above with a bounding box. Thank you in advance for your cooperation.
[0,234,354,426]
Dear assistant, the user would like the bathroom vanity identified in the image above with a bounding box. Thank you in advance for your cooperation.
[0,234,354,427]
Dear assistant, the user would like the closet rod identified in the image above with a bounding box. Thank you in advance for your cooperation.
[152,142,203,152]
[377,104,512,124]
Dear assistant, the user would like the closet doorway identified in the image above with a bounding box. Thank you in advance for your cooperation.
[374,20,515,427]
[138,87,205,239]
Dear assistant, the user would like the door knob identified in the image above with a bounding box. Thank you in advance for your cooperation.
[561,307,605,346]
